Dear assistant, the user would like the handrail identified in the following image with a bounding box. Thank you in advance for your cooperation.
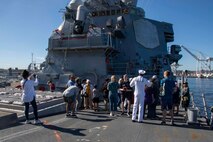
[190,92,212,118]
[189,92,213,126]
[190,92,195,108]
[202,93,209,121]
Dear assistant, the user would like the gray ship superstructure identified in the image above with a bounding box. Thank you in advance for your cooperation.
[38,0,182,86]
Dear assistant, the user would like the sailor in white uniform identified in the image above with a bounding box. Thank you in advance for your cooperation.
[130,69,152,123]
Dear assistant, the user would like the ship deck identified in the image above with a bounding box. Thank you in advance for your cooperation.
[0,103,212,142]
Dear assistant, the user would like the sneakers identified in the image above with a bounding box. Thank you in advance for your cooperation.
[132,120,143,123]
[127,112,131,117]
[66,113,78,118]
[121,112,125,115]
[161,121,166,125]
[25,120,31,124]
[25,119,42,124]
[113,112,118,117]
[65,113,71,118]
[71,113,78,118]
[110,112,113,116]
[170,120,174,125]
[34,119,43,125]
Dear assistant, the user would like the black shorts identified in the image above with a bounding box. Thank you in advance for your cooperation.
[121,91,133,102]
[182,100,189,108]
[161,98,173,110]
[92,97,99,103]
[103,93,109,102]
[173,96,180,105]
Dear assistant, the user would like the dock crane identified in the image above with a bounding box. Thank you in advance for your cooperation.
[181,45,213,78]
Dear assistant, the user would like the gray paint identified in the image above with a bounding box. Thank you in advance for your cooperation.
[38,0,182,86]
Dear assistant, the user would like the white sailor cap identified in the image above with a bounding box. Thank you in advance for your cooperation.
[138,69,146,75]
[152,75,157,79]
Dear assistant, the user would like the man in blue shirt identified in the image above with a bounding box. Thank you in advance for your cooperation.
[160,70,175,125]
[66,74,76,88]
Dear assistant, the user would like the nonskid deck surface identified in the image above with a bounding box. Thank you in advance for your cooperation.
[0,104,212,142]
[0,88,63,106]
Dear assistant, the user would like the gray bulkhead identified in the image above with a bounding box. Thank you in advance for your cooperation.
[38,0,181,88]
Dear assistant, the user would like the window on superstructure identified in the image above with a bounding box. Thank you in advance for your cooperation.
[111,10,115,15]
[106,10,110,16]
[117,9,121,15]
[92,12,98,17]
[100,11,106,16]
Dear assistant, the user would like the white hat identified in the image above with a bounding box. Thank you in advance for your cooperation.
[138,69,146,75]
[152,75,157,79]
[86,79,90,83]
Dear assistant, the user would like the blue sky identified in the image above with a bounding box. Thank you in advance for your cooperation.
[0,0,213,71]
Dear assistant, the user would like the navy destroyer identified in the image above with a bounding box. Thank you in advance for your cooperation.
[1,2,213,139]
[0,0,184,128]
[36,0,182,87]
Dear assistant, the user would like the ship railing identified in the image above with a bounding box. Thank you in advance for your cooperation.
[190,92,196,108]
[191,92,213,125]
[28,63,43,72]
[201,93,213,125]
[48,33,115,50]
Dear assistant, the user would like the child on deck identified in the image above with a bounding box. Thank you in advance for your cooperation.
[47,80,55,92]
[92,85,100,111]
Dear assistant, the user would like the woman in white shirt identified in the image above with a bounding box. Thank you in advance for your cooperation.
[21,70,42,124]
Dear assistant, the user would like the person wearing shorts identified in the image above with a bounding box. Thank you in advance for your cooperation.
[120,74,133,116]
[101,78,110,111]
[160,70,175,125]
[92,85,100,111]
[63,84,79,117]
